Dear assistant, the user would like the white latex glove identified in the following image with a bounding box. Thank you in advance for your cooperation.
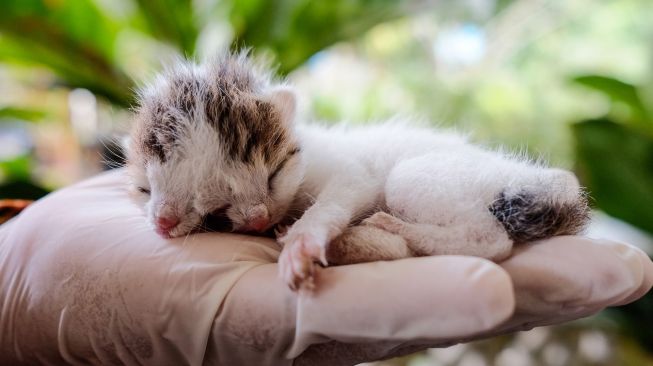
[0,170,650,365]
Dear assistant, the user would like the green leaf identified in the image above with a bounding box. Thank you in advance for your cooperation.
[573,118,653,234]
[132,0,198,54]
[0,0,134,106]
[572,75,650,123]
[0,155,32,182]
[0,106,46,122]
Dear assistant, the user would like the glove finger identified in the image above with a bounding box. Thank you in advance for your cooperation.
[500,236,648,318]
[288,255,514,358]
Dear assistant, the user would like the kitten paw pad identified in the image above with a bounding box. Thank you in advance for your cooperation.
[278,234,327,291]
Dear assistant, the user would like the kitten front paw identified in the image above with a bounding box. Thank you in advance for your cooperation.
[362,212,406,234]
[278,233,327,291]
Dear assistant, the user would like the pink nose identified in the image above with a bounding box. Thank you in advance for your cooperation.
[246,217,270,232]
[155,216,180,234]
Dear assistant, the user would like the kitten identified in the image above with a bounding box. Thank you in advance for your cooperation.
[126,52,589,290]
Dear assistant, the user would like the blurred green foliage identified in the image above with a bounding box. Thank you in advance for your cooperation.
[230,0,406,73]
[0,106,46,121]
[572,76,650,123]
[574,118,653,234]
[572,76,653,234]
[133,0,198,55]
[0,0,413,107]
[572,75,653,353]
[0,155,49,199]
[0,0,132,106]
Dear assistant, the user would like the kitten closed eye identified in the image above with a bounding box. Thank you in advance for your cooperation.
[268,147,301,190]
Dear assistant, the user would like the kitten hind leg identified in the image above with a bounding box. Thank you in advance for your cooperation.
[363,212,513,261]
[381,152,516,261]
[327,225,413,265]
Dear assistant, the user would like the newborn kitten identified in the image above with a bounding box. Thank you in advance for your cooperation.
[126,52,589,291]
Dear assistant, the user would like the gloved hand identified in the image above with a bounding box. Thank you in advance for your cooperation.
[0,170,650,365]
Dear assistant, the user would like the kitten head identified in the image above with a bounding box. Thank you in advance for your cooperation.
[127,53,305,238]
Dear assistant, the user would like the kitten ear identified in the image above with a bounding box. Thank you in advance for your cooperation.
[263,86,296,125]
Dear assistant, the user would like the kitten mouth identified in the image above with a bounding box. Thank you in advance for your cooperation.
[156,224,192,239]
[202,211,233,233]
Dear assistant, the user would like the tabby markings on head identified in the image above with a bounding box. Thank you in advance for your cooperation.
[138,53,291,167]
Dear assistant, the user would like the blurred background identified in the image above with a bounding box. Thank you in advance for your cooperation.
[0,0,652,364]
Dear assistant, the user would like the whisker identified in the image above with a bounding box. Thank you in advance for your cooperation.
[97,135,127,170]
[181,230,192,247]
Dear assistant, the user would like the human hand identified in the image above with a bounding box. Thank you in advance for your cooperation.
[235,236,653,365]
[0,170,650,366]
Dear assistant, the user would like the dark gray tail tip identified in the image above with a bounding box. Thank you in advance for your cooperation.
[489,189,591,243]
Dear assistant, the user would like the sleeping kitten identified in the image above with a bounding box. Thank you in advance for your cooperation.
[126,52,589,290]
